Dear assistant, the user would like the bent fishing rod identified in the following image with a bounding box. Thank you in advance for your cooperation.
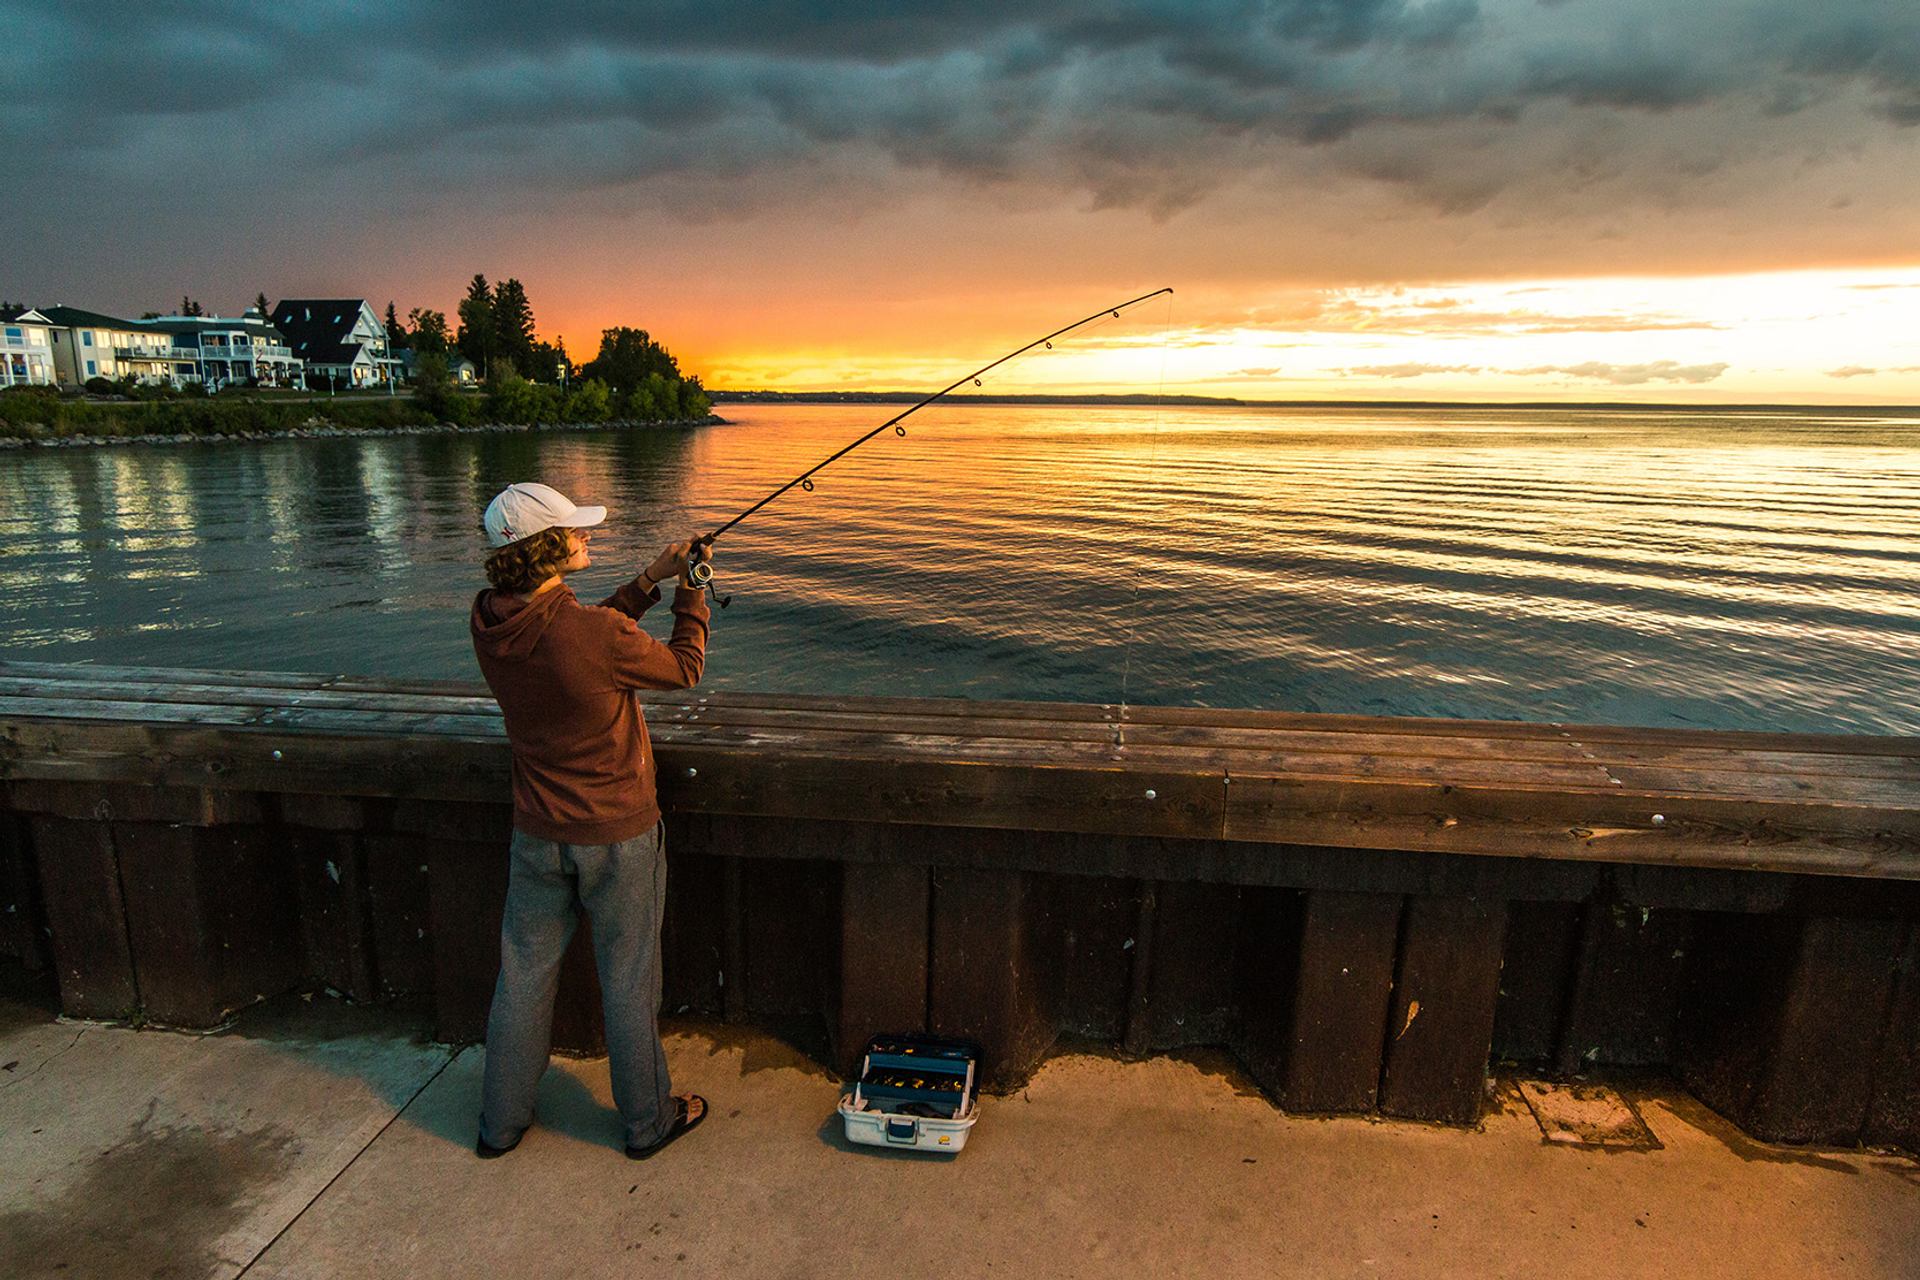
[684,286,1173,606]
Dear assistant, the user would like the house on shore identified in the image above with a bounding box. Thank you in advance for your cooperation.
[0,308,57,387]
[143,308,303,389]
[35,306,187,386]
[23,305,303,390]
[397,348,478,386]
[269,299,401,390]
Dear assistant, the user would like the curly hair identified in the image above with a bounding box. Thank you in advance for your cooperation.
[484,526,577,593]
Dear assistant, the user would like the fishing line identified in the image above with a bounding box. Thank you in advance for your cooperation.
[1113,290,1176,752]
[685,288,1174,606]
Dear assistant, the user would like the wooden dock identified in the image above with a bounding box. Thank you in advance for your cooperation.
[1,661,1916,1147]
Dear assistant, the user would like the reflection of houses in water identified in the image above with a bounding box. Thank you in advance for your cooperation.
[270,299,403,392]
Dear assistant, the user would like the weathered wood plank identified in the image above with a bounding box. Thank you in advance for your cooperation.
[111,821,302,1026]
[11,662,1915,765]
[1492,900,1582,1067]
[1379,895,1508,1125]
[1223,774,1920,878]
[1554,904,1691,1073]
[286,828,379,1001]
[929,855,1057,1089]
[1865,924,1920,1153]
[28,817,138,1019]
[7,714,1918,878]
[0,696,264,727]
[0,677,506,719]
[1277,889,1402,1113]
[834,861,929,1076]
[0,662,343,691]
[10,701,1914,818]
[363,835,433,998]
[1679,914,1907,1144]
[0,813,49,972]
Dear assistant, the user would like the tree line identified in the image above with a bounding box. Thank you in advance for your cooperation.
[382,274,710,422]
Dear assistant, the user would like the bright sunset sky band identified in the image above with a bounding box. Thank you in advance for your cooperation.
[3,2,1915,403]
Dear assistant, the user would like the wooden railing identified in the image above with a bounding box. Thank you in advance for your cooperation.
[1,662,1916,1148]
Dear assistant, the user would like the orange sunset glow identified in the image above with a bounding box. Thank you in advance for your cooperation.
[5,5,1917,404]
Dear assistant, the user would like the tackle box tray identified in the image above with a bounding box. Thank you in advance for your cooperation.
[839,1033,981,1154]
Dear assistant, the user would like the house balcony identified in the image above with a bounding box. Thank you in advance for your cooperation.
[198,345,296,361]
[114,346,200,363]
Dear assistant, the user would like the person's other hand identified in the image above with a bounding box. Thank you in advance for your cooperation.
[647,541,692,586]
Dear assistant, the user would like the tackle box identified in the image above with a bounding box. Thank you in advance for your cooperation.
[837,1033,981,1154]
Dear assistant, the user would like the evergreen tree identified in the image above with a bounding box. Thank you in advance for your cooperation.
[385,301,409,350]
[180,296,203,317]
[255,291,269,314]
[491,278,536,376]
[455,274,493,376]
[408,308,451,356]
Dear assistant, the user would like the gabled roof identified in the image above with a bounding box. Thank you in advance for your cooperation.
[292,339,369,368]
[35,305,145,332]
[269,299,376,347]
[1,307,51,324]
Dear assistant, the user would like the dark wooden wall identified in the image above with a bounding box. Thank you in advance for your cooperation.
[6,777,1916,1150]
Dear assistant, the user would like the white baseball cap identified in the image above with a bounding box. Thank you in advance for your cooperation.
[482,482,607,548]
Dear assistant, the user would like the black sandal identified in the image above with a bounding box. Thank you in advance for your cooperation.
[625,1095,708,1160]
[475,1115,522,1159]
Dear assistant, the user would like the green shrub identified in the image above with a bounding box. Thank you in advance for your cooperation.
[486,371,541,423]
[681,380,711,419]
[563,378,612,423]
[84,376,117,395]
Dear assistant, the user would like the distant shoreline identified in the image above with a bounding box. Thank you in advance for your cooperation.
[0,415,726,450]
[710,391,1920,413]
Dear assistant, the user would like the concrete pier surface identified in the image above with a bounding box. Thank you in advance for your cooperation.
[1,994,1914,1280]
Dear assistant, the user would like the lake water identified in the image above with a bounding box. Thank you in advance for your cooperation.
[3,403,1918,735]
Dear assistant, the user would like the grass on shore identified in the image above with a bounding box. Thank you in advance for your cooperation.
[0,387,701,440]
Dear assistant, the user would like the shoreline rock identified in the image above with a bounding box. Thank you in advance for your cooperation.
[0,414,728,449]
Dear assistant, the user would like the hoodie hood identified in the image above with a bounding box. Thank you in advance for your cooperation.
[471,583,574,661]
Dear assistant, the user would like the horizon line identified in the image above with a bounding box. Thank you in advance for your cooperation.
[708,390,1920,413]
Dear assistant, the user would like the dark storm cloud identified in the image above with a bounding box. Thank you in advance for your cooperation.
[2,2,1917,231]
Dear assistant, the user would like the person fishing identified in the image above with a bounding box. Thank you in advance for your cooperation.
[469,480,711,1161]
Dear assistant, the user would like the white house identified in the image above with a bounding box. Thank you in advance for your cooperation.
[38,306,183,386]
[0,308,57,387]
[145,309,303,389]
[34,305,303,389]
[269,299,401,390]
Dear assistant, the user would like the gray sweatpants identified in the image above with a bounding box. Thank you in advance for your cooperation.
[479,824,675,1150]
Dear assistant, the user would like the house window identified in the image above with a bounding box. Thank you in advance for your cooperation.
[86,360,96,375]
[5,327,20,344]
[82,331,94,347]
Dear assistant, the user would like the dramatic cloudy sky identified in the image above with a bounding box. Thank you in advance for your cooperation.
[4,1,1917,400]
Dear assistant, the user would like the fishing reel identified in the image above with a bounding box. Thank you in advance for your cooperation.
[688,536,729,608]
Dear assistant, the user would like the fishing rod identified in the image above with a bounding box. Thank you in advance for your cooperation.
[684,286,1174,606]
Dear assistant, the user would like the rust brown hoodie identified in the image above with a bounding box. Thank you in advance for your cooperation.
[471,576,709,844]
